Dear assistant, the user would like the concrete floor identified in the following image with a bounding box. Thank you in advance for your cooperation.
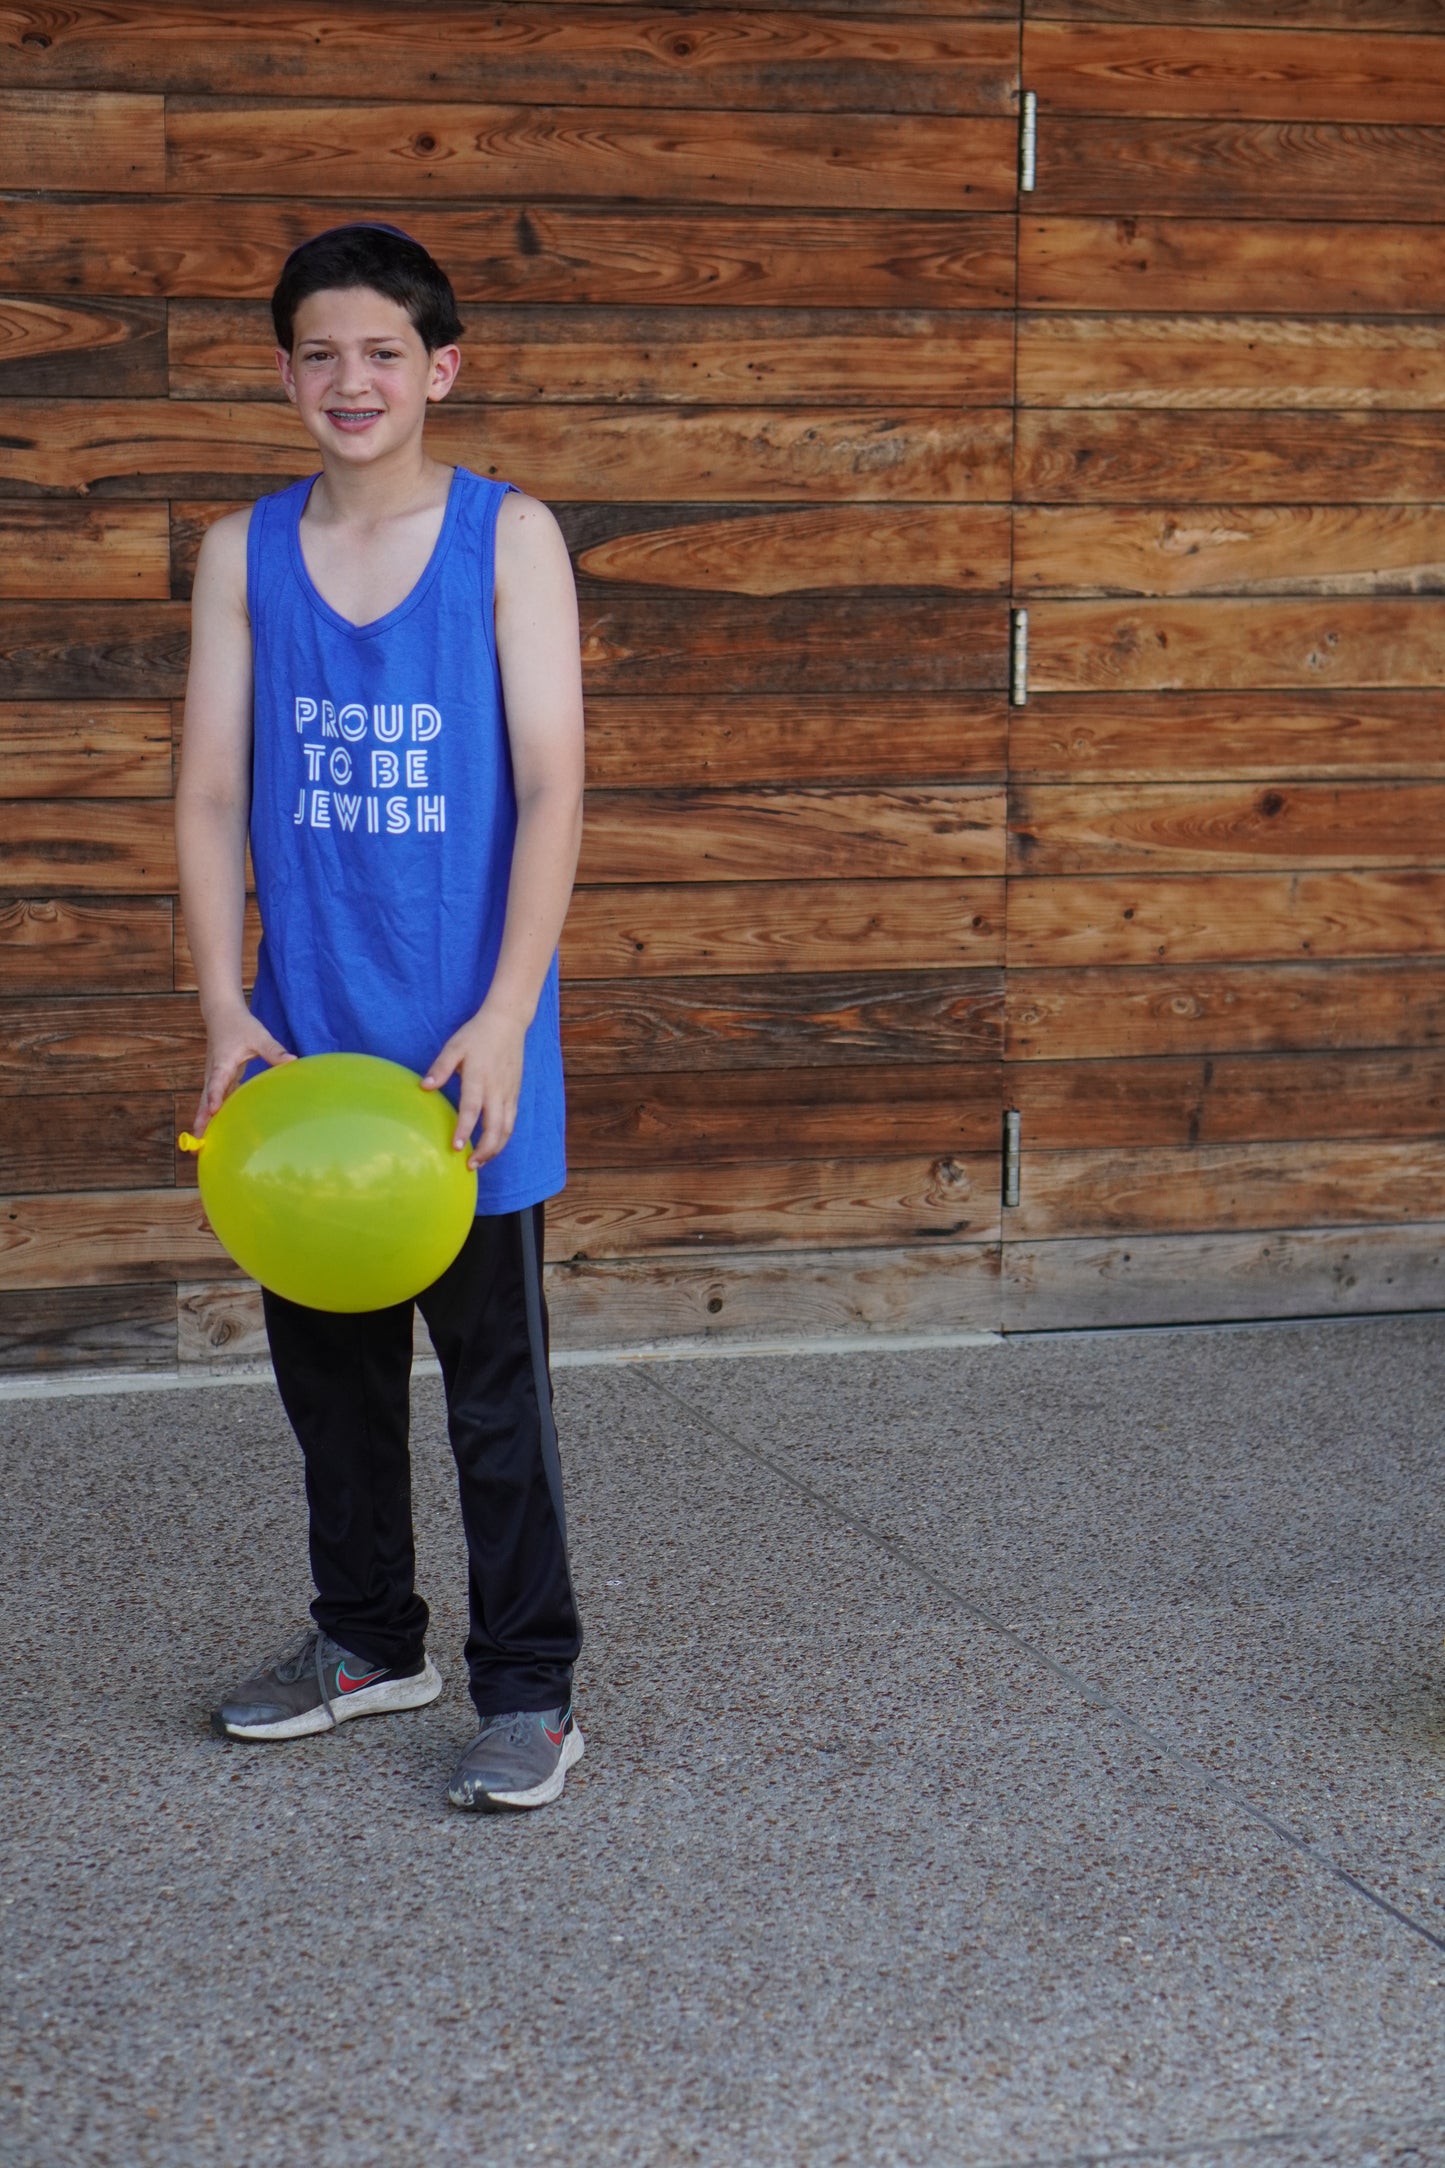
[5,1315,1445,2167]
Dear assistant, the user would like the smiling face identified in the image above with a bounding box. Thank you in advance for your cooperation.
[275,286,460,466]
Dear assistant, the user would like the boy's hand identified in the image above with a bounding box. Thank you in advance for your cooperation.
[423,1002,527,1170]
[191,1007,294,1136]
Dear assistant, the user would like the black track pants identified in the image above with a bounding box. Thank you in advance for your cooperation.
[261,1205,581,1718]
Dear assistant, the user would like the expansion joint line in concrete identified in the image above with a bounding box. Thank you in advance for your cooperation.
[630,1366,1445,1967]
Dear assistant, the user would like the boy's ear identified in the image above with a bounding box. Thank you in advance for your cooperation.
[426,343,462,404]
[276,347,298,404]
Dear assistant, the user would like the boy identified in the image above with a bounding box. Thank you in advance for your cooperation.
[175,224,586,1812]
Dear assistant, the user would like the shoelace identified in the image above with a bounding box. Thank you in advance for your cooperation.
[260,1627,320,1683]
[313,1635,341,1731]
[259,1628,342,1727]
[475,1708,536,1747]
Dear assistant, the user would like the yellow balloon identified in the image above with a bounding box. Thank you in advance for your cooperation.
[179,1053,477,1311]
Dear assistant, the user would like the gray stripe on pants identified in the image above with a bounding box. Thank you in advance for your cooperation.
[519,1205,567,1547]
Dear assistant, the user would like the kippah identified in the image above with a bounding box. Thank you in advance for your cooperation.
[283,222,424,263]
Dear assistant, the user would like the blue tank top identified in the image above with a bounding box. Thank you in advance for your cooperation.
[245,466,566,1215]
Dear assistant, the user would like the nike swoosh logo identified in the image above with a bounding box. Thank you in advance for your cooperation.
[544,1723,566,1747]
[337,1663,386,1695]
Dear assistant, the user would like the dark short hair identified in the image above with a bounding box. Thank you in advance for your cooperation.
[271,224,464,352]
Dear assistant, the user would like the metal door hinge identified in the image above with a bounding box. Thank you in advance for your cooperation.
[1010,607,1029,707]
[1019,90,1037,194]
[1003,1108,1021,1208]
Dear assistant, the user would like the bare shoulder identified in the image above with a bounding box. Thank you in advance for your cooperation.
[192,503,254,609]
[495,490,571,584]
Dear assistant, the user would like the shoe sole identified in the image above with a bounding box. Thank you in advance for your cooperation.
[448,1724,584,1813]
[214,1656,444,1742]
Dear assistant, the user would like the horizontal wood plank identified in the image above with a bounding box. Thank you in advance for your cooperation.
[0,88,161,189]
[0,1189,232,1289]
[0,1091,176,1192]
[548,1239,1003,1347]
[0,199,1018,307]
[1006,961,1445,1062]
[0,702,172,795]
[0,503,170,598]
[0,995,205,1092]
[170,873,1010,1008]
[1014,505,1445,599]
[581,787,1006,881]
[170,500,1015,600]
[0,401,1012,502]
[1013,1049,1445,1151]
[0,1283,176,1373]
[0,603,188,698]
[569,504,1012,593]
[1023,23,1445,123]
[0,9,1020,112]
[0,591,1007,701]
[1009,782,1445,875]
[164,102,1018,212]
[1016,411,1445,506]
[1002,1223,1445,1334]
[1009,1139,1445,1240]
[1025,596,1445,697]
[561,971,1004,1071]
[16,1166,1000,1281]
[173,1066,1005,1181]
[585,695,1009,785]
[1008,693,1445,783]
[577,595,1009,694]
[1023,4,1445,26]
[1021,218,1445,316]
[0,295,165,394]
[549,1152,1000,1259]
[0,896,172,990]
[180,689,1009,794]
[0,801,175,890]
[1035,118,1445,223]
[177,1240,1007,1367]
[1027,599,1445,695]
[1016,315,1445,412]
[1007,872,1445,969]
[563,879,1004,975]
[169,302,1017,407]
[569,1063,1002,1165]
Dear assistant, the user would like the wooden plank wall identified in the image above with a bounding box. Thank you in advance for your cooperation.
[1007,2,1445,1327]
[0,1,1018,1371]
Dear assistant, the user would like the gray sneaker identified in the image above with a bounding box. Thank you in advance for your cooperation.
[213,1627,443,1742]
[447,1704,584,1812]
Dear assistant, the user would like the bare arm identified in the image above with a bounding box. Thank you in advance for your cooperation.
[423,492,585,1167]
[175,507,292,1133]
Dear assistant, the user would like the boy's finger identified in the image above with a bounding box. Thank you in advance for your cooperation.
[468,1101,502,1168]
[453,1090,484,1154]
[470,1100,515,1170]
[422,1043,460,1091]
